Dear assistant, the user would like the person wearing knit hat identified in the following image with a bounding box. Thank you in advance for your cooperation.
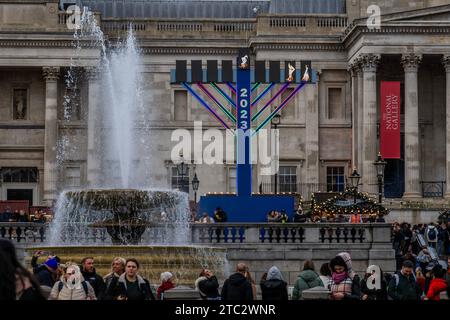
[157,272,175,300]
[44,257,58,271]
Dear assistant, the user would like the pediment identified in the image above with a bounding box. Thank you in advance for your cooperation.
[381,5,450,23]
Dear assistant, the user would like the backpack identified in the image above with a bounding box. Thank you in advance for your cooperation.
[427,228,437,241]
[58,281,89,298]
[388,272,417,300]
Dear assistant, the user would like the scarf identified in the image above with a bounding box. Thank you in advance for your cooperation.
[332,271,348,284]
[157,281,175,300]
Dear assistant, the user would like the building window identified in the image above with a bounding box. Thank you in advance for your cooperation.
[174,90,187,121]
[228,167,236,193]
[12,88,28,120]
[328,88,342,120]
[327,167,345,192]
[64,167,81,189]
[1,168,37,183]
[279,166,297,193]
[171,167,189,193]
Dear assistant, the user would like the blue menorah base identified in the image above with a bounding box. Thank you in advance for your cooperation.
[198,194,296,222]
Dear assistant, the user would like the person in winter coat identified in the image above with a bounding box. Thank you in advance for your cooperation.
[81,257,106,300]
[260,266,288,301]
[30,250,59,288]
[292,260,323,300]
[0,239,45,300]
[424,267,448,301]
[157,272,175,300]
[328,252,361,300]
[214,207,227,223]
[360,265,388,300]
[195,269,220,300]
[103,257,126,299]
[49,263,96,300]
[221,263,254,300]
[107,258,155,300]
[425,223,438,249]
[387,260,421,300]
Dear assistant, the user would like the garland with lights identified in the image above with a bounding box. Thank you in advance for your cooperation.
[310,188,389,220]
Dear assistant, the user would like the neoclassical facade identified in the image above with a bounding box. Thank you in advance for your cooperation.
[1,0,450,222]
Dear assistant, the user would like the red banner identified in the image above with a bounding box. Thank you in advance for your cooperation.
[380,81,401,159]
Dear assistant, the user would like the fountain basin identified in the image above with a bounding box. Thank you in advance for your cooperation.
[25,246,229,287]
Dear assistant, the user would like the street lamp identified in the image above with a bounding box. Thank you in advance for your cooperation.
[373,152,387,204]
[192,172,200,203]
[348,167,361,204]
[176,152,188,193]
[271,113,281,194]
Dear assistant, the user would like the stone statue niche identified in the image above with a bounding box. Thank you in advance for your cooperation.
[13,88,28,120]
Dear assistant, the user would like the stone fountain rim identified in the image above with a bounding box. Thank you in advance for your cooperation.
[25,245,227,251]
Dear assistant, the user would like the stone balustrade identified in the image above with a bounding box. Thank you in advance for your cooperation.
[0,222,47,244]
[191,223,392,244]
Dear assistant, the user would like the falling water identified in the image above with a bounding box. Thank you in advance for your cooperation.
[50,9,191,245]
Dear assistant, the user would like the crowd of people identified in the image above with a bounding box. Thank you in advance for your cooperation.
[0,207,47,223]
[193,205,386,224]
[1,234,448,301]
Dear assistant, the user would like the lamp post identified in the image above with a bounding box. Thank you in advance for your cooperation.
[348,167,361,204]
[192,172,199,203]
[176,152,188,193]
[271,113,281,194]
[373,152,387,204]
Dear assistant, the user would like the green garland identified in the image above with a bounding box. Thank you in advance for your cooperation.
[310,188,389,219]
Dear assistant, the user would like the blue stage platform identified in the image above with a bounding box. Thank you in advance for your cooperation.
[198,194,296,222]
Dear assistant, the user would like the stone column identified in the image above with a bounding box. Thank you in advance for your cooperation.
[86,67,101,187]
[349,62,360,170]
[42,67,60,206]
[357,60,364,174]
[402,54,422,198]
[360,54,380,195]
[443,56,450,198]
[305,70,320,194]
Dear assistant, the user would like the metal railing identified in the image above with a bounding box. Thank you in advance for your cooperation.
[420,181,446,198]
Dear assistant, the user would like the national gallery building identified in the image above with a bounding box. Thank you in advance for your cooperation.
[1,0,450,223]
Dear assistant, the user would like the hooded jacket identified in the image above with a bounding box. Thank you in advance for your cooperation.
[336,252,361,300]
[260,266,288,301]
[195,276,220,300]
[221,272,253,300]
[107,273,155,300]
[49,267,96,301]
[292,269,324,300]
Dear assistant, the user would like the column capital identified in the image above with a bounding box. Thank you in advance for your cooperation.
[401,53,422,72]
[348,60,361,77]
[42,67,60,81]
[442,55,450,73]
[358,54,380,73]
[85,67,101,81]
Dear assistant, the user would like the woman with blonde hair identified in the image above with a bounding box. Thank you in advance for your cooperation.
[103,257,126,300]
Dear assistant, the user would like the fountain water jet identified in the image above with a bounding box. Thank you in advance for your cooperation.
[27,8,230,287]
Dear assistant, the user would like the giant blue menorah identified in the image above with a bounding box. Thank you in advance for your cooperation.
[172,50,317,221]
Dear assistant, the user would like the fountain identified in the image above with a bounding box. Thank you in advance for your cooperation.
[25,8,229,287]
